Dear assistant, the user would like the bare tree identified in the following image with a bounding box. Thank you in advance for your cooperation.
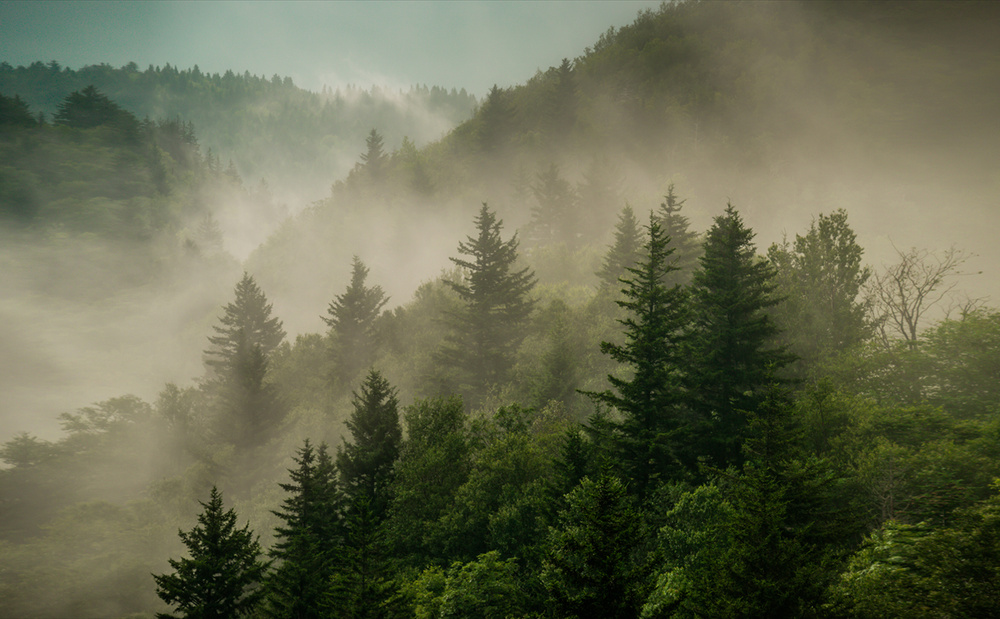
[867,245,976,348]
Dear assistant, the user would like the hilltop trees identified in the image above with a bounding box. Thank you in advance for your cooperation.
[436,204,536,403]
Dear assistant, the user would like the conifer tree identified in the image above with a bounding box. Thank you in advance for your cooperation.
[335,370,403,618]
[688,204,791,468]
[587,214,692,495]
[323,257,389,386]
[526,163,577,246]
[597,204,643,290]
[337,369,402,518]
[437,204,536,403]
[205,273,287,450]
[265,441,342,619]
[542,475,648,619]
[360,128,387,181]
[656,184,701,286]
[153,487,269,619]
[205,272,286,375]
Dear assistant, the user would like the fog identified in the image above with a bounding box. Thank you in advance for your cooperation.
[1,2,998,615]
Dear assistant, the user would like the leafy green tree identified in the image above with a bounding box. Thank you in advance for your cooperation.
[153,487,269,619]
[323,257,389,386]
[386,396,471,567]
[265,440,342,619]
[687,204,791,468]
[542,475,649,619]
[768,209,871,371]
[829,483,1000,618]
[587,214,692,494]
[437,204,536,404]
[404,551,527,619]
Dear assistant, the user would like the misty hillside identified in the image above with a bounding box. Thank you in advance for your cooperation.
[0,61,477,206]
[2,1,1000,617]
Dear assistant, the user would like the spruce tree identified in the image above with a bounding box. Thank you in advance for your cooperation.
[205,273,287,450]
[688,204,791,468]
[437,204,536,403]
[323,256,389,386]
[205,272,286,376]
[335,370,403,618]
[337,369,402,518]
[587,214,692,495]
[656,183,701,286]
[597,204,643,290]
[153,487,269,619]
[265,440,342,619]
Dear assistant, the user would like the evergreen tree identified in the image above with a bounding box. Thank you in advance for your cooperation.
[153,487,269,619]
[205,272,286,376]
[541,475,648,619]
[359,128,387,181]
[205,273,287,450]
[322,257,389,386]
[0,93,35,127]
[437,204,536,404]
[475,85,514,154]
[656,184,701,286]
[265,441,342,619]
[53,85,136,135]
[587,214,692,495]
[597,204,643,290]
[688,204,792,469]
[526,163,578,246]
[335,370,403,618]
[337,369,402,519]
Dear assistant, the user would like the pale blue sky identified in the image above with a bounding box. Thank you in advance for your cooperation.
[1,1,663,96]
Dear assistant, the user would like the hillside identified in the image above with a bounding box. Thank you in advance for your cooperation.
[2,2,1000,617]
[0,61,477,207]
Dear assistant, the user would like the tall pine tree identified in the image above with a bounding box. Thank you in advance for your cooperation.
[265,440,342,619]
[587,213,692,495]
[688,204,791,469]
[437,204,536,404]
[323,256,389,387]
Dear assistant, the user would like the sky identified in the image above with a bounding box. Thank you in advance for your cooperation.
[0,0,663,97]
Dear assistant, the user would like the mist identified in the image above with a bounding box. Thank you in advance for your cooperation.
[1,1,999,616]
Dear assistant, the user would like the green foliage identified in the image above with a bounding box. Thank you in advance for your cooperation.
[265,440,342,619]
[338,369,402,518]
[205,272,286,374]
[597,203,643,290]
[542,475,649,619]
[153,487,269,619]
[587,213,692,494]
[687,203,791,469]
[768,209,871,373]
[405,551,527,619]
[828,484,1000,618]
[386,397,471,567]
[656,184,700,286]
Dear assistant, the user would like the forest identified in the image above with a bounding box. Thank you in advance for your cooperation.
[1,1,1000,617]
